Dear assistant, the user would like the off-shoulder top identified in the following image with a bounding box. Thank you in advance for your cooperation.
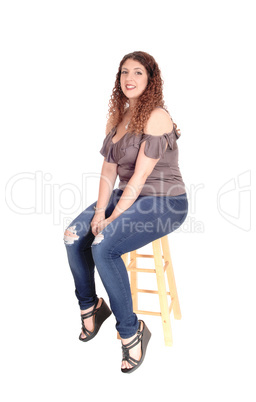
[100,125,186,196]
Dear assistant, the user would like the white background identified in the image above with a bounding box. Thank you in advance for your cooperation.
[1,0,255,400]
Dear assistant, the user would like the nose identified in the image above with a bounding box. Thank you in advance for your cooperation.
[125,72,134,81]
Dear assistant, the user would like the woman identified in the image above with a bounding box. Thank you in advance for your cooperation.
[64,51,188,373]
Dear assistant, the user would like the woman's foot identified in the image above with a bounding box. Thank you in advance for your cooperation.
[80,298,102,340]
[121,321,143,370]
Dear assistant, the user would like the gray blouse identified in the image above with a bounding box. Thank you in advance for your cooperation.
[100,125,186,197]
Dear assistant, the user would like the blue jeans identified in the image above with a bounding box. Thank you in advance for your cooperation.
[64,188,188,338]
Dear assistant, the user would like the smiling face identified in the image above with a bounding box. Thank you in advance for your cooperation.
[120,59,148,105]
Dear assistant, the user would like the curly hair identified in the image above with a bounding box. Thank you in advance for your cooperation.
[107,51,178,135]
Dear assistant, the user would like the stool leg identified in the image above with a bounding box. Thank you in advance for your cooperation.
[121,252,129,266]
[152,239,173,346]
[161,236,182,320]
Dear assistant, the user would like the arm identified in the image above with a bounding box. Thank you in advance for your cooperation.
[108,109,173,221]
[95,159,118,210]
[91,118,118,235]
[96,118,117,209]
[96,108,173,232]
[109,141,159,220]
[91,159,117,235]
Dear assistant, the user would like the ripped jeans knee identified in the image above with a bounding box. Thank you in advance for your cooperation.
[64,225,80,245]
[91,232,104,245]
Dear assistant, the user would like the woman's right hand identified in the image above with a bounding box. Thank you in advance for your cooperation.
[91,211,105,236]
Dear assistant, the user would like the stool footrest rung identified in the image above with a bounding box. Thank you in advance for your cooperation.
[126,262,168,274]
[134,300,175,317]
[137,288,171,296]
[135,253,164,259]
[134,309,161,316]
[127,266,156,273]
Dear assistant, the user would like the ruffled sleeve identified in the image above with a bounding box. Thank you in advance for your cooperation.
[99,129,116,163]
[142,127,180,159]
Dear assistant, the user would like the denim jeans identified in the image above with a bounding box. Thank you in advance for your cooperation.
[64,188,188,338]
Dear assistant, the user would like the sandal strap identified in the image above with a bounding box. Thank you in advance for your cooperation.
[80,299,101,337]
[80,299,100,320]
[121,324,143,366]
[81,325,93,337]
[122,332,143,352]
[122,353,140,367]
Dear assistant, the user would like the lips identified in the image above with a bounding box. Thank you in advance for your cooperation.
[126,85,136,90]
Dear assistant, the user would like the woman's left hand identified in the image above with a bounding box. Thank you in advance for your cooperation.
[96,217,112,234]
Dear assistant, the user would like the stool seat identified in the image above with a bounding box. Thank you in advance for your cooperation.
[120,235,181,346]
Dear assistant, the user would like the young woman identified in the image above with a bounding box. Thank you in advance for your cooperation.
[64,51,188,373]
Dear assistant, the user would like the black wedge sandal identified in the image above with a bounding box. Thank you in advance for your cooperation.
[79,298,112,342]
[121,320,151,374]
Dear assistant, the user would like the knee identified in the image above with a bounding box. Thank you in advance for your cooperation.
[91,232,121,262]
[91,232,104,246]
[91,233,105,259]
[91,232,110,260]
[63,225,80,245]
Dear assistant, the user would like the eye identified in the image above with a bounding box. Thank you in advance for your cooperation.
[121,71,128,74]
[136,71,142,75]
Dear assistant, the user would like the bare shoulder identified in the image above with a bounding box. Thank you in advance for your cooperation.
[144,108,173,136]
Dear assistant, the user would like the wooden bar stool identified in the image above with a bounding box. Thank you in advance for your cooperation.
[120,235,181,346]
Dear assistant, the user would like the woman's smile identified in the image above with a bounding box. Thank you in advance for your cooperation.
[126,84,136,90]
